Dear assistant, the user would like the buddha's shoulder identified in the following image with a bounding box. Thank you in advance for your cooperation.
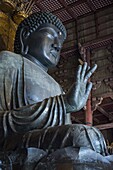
[0,51,23,64]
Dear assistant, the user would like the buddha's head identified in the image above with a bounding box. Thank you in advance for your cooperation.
[14,12,67,68]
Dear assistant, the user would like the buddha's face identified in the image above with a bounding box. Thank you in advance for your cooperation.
[25,23,64,68]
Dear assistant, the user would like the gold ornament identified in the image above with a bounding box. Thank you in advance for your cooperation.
[13,11,28,25]
[0,0,17,13]
[0,0,34,51]
[0,11,17,51]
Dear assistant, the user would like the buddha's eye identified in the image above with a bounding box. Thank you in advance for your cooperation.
[42,32,54,39]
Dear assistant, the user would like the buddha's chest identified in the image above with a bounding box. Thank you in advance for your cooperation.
[24,59,62,104]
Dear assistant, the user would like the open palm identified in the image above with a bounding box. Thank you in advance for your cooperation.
[65,62,97,112]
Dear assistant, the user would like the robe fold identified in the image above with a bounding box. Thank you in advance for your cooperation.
[0,51,69,149]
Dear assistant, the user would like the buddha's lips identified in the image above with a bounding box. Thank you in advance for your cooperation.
[50,52,57,58]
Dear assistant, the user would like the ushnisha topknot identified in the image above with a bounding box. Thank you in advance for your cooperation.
[14,11,67,54]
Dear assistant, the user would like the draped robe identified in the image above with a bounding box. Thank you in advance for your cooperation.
[0,51,70,149]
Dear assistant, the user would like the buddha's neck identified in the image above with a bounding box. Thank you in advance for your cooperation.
[24,54,48,72]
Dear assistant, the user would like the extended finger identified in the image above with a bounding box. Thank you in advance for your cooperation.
[75,65,82,97]
[85,82,92,98]
[87,65,90,71]
[76,65,82,82]
[84,64,97,83]
[81,62,87,80]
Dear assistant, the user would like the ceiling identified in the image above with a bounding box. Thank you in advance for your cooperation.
[32,0,113,22]
[31,0,113,130]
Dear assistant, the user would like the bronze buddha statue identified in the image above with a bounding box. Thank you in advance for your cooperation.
[0,12,112,169]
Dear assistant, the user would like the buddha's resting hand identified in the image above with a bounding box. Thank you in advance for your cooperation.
[64,62,97,113]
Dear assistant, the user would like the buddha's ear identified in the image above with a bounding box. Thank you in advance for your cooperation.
[20,27,30,55]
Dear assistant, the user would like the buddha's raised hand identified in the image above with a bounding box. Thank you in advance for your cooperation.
[64,62,97,113]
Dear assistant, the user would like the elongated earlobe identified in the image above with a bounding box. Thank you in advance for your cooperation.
[23,45,29,55]
[20,27,30,55]
[21,44,29,55]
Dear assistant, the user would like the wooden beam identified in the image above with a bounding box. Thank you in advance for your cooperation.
[82,34,113,49]
[97,106,113,120]
[61,34,113,55]
[94,118,100,124]
[97,106,109,118]
[101,101,113,107]
[95,123,113,130]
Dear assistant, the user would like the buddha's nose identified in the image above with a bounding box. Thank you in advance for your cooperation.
[52,44,61,52]
[53,38,62,52]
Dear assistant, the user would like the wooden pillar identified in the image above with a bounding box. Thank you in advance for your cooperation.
[85,94,93,126]
[85,49,93,126]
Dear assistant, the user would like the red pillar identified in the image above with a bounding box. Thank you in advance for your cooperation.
[85,94,93,126]
[85,49,93,126]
